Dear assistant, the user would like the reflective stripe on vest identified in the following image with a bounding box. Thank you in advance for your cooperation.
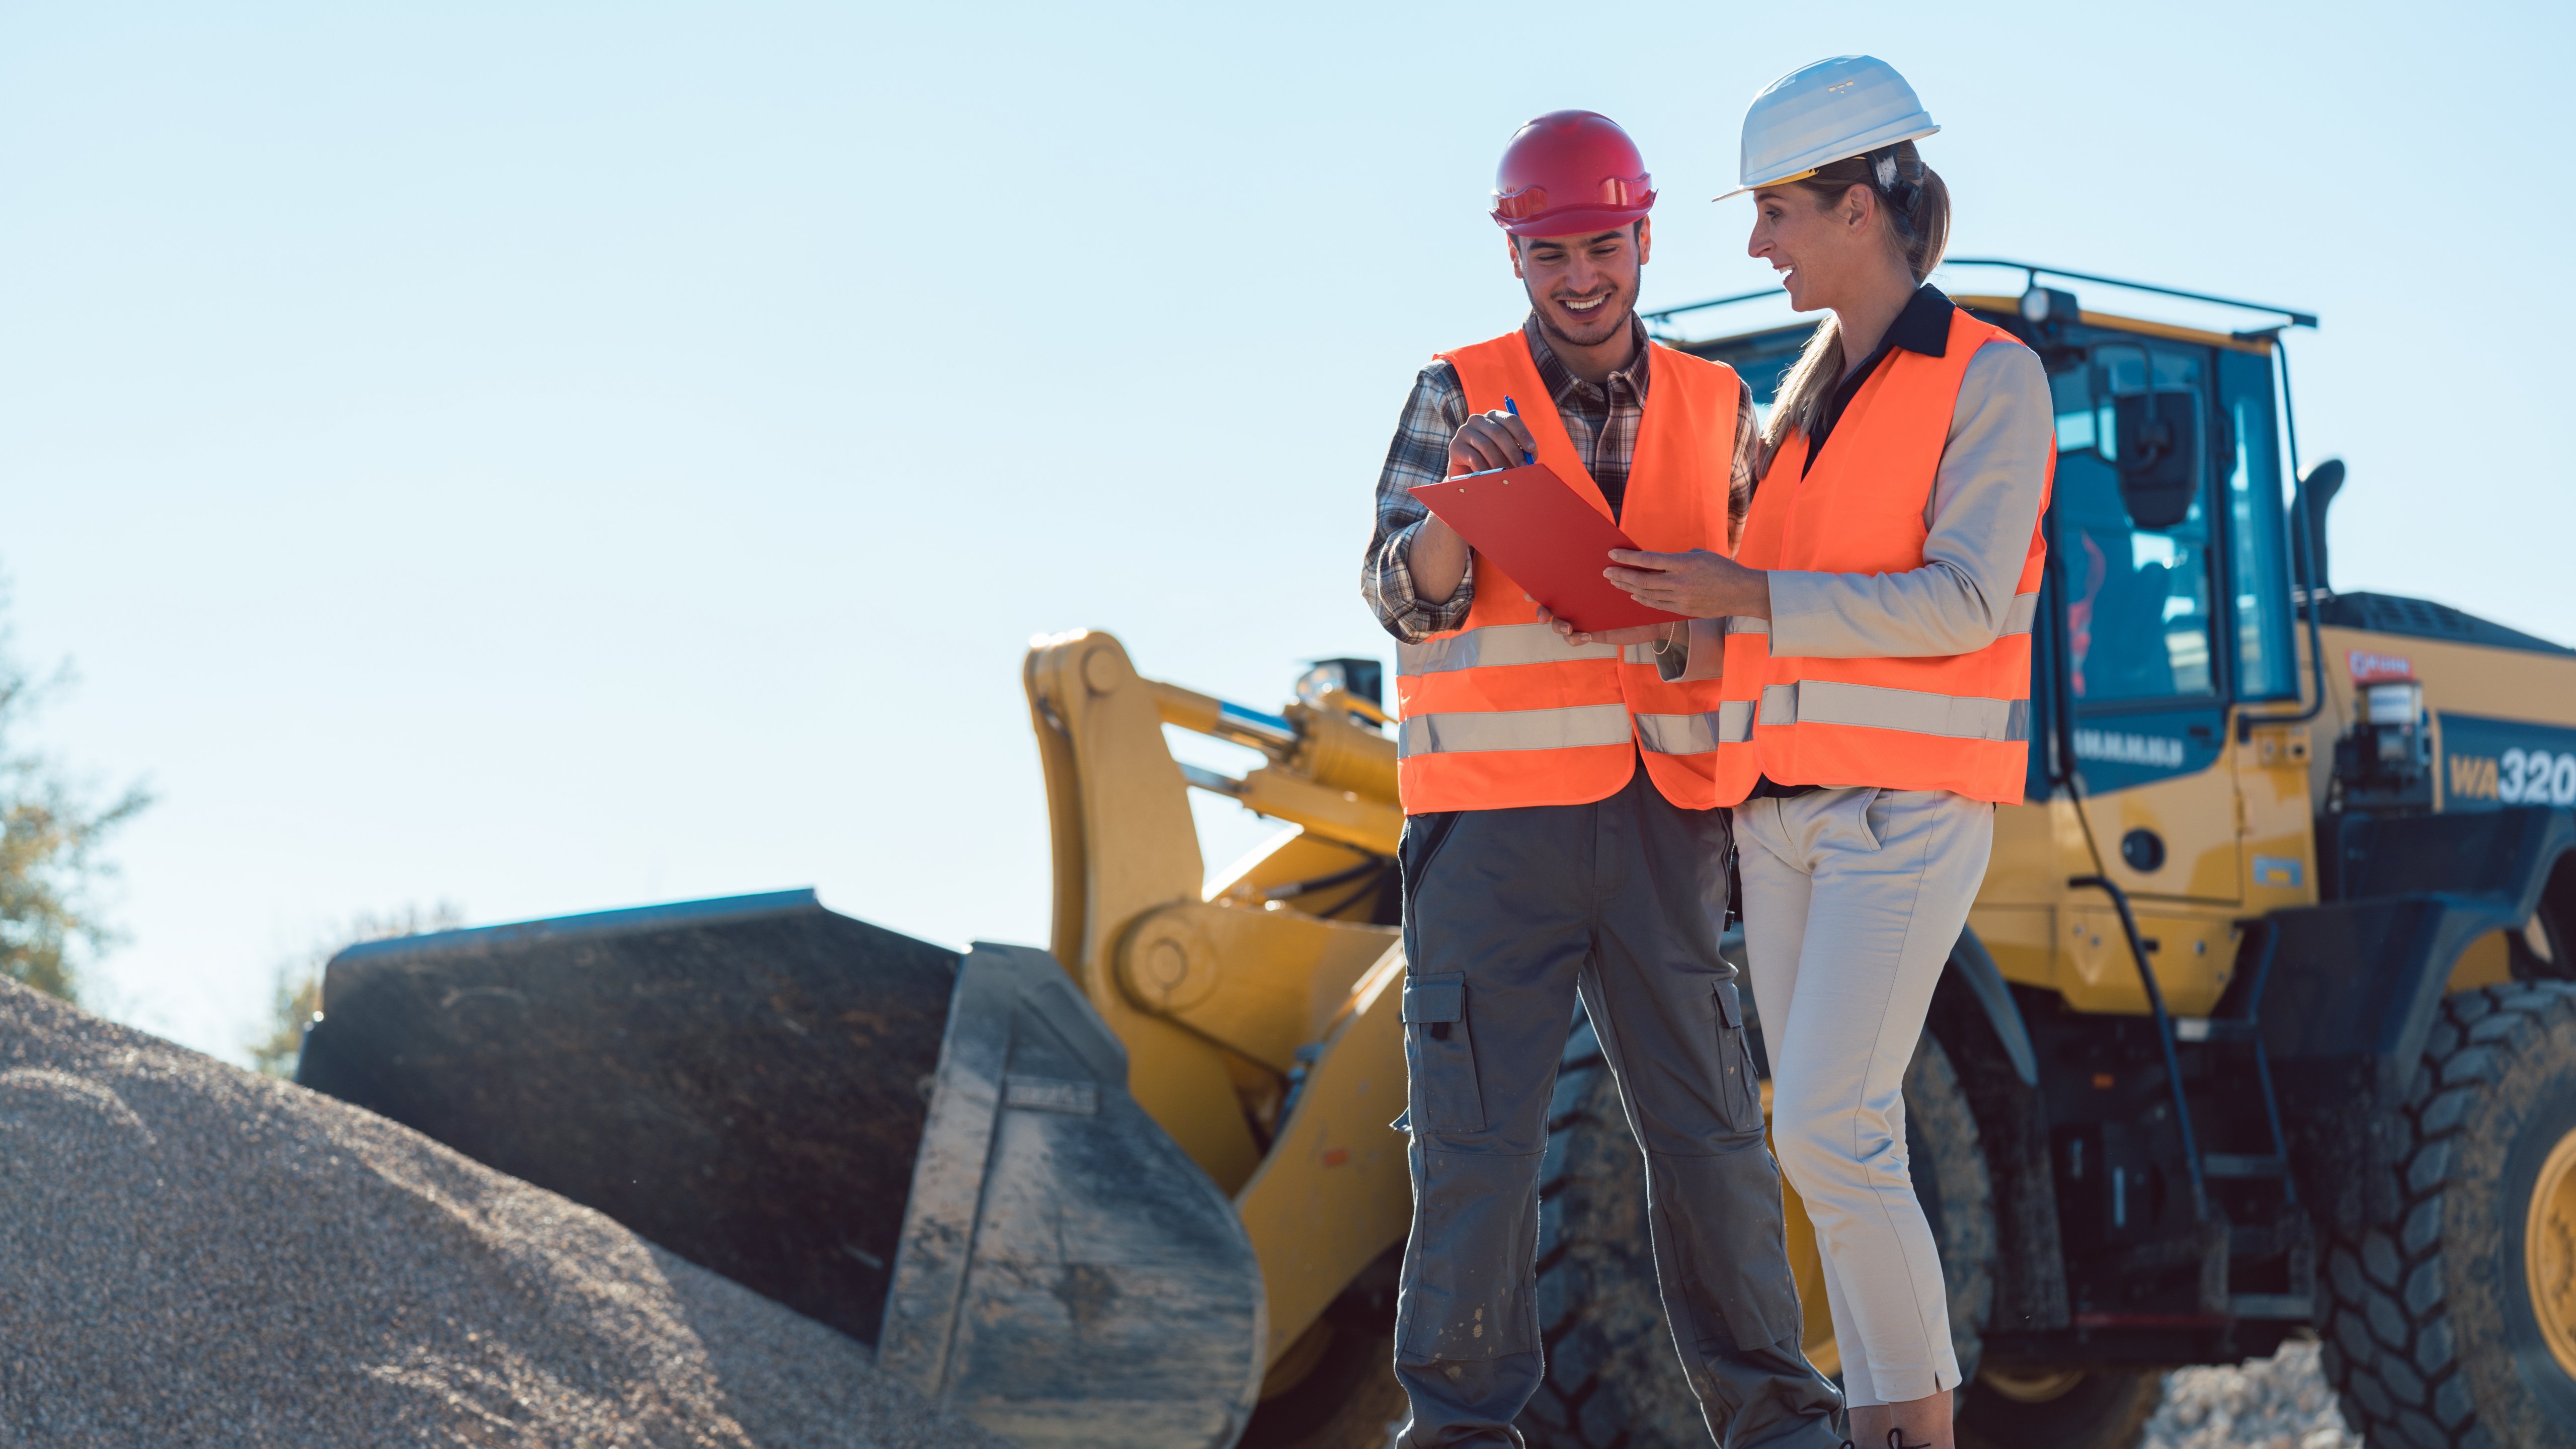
[1634,702,1756,754]
[1399,702,1633,757]
[1754,681,2029,742]
[1400,622,1617,675]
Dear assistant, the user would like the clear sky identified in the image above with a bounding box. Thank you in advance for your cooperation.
[4,1,2568,1060]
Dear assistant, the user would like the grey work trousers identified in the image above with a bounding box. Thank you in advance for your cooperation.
[1736,786,1993,1407]
[1392,767,1843,1448]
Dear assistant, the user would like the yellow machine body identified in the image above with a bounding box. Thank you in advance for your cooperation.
[1019,301,2576,1396]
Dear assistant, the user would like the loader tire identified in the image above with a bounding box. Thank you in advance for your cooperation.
[1517,1013,1706,1448]
[1236,1310,1406,1449]
[1515,1016,1996,1447]
[1955,1365,2159,1449]
[2319,981,2576,1449]
[1904,1030,1997,1387]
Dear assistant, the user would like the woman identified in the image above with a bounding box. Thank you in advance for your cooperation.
[1548,55,2054,1449]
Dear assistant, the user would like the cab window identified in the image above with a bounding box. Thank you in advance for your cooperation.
[2219,348,2298,700]
[2050,344,2216,702]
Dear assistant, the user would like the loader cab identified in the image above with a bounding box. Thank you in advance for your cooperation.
[1668,266,2319,1015]
[1999,294,2312,944]
[1672,261,2576,1003]
[1675,286,2303,752]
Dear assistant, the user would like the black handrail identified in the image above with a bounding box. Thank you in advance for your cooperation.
[2069,873,2212,1223]
[1642,258,2320,332]
[1942,259,2318,330]
[1639,285,1784,326]
[2233,920,2298,1208]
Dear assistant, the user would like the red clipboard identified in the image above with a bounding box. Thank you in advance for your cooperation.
[1409,463,1685,633]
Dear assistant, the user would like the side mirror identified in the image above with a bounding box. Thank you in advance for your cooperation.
[2016,287,2087,373]
[2291,457,2346,594]
[2019,286,2081,329]
[2110,390,2202,530]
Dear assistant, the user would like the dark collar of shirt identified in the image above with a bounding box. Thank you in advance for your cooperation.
[1802,283,1956,476]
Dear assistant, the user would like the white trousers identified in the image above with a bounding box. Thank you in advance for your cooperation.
[1734,785,1993,1407]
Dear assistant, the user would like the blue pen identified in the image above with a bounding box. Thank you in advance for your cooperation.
[1502,396,1536,465]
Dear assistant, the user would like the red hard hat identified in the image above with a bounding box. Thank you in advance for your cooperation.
[1490,110,1656,236]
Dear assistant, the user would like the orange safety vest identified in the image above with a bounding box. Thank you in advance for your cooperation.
[1712,307,2053,807]
[1395,330,1742,815]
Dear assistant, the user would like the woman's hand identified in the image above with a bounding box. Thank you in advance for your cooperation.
[1529,595,1676,651]
[1602,548,1772,620]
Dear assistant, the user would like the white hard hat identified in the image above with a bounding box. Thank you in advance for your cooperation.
[1715,55,1939,201]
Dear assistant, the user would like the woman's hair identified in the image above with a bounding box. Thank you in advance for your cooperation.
[1760,140,1952,453]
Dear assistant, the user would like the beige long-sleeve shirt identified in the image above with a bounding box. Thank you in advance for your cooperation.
[1660,326,2053,680]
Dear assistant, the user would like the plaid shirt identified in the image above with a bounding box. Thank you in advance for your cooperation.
[1361,314,1760,643]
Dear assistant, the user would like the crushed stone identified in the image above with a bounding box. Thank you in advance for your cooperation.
[0,979,1013,1449]
[0,972,2389,1449]
[2143,1338,2361,1449]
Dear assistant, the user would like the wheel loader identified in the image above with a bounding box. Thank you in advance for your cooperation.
[298,261,2576,1449]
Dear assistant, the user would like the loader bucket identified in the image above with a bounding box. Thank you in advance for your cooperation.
[296,891,1265,1448]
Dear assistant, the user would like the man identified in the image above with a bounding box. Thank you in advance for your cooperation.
[1361,111,1842,1448]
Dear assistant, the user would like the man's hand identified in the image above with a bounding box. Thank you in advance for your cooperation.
[1404,411,1534,604]
[1530,596,1676,651]
[1602,548,1772,619]
[1450,410,1535,475]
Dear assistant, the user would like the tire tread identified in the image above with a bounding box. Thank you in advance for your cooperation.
[2316,981,2576,1449]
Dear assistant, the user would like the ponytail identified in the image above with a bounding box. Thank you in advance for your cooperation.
[1761,140,1952,454]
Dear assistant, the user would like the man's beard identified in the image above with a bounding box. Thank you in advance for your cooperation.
[1530,287,1633,351]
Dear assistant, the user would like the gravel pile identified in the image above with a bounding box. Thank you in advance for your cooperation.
[0,979,1013,1449]
[2144,1339,2361,1449]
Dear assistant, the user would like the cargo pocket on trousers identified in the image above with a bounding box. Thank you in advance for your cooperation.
[1712,980,1761,1135]
[1401,972,1484,1133]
